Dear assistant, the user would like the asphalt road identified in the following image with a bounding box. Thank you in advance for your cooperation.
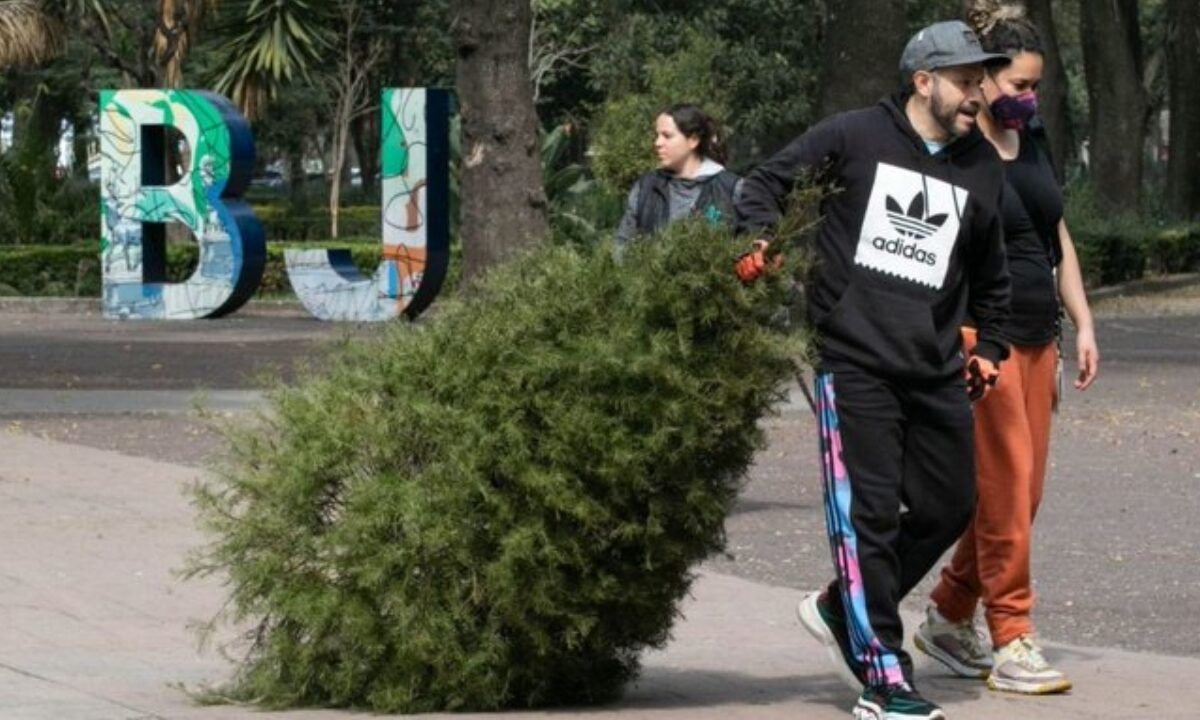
[0,306,364,389]
[1,290,1197,657]
[708,291,1200,657]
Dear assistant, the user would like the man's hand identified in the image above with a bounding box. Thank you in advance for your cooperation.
[735,240,781,283]
[965,355,999,402]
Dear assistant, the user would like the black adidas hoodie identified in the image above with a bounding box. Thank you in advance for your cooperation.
[736,92,1011,381]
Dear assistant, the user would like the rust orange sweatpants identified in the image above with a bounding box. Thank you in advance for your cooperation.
[930,333,1057,648]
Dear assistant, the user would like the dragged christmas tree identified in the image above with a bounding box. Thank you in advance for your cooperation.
[186,198,816,712]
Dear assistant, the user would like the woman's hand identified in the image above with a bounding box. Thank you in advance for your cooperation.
[1073,325,1099,390]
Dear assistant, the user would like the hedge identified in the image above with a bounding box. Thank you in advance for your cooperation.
[250,205,381,241]
[2,223,1195,298]
[0,191,382,245]
[1071,224,1200,286]
[0,240,381,298]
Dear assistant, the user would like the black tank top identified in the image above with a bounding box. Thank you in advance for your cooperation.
[1000,131,1064,346]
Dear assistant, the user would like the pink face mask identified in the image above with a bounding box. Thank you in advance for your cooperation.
[990,91,1038,130]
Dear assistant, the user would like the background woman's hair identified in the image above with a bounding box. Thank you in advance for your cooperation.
[966,0,1043,58]
[661,103,727,164]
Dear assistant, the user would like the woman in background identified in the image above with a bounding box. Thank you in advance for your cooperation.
[615,104,740,249]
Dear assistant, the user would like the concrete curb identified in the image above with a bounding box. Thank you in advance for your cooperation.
[0,296,310,317]
[0,388,264,415]
[1087,272,1200,301]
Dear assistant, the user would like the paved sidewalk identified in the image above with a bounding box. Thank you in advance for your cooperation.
[0,433,1194,720]
[0,389,263,415]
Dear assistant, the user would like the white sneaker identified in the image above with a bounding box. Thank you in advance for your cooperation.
[912,605,992,679]
[796,591,865,691]
[987,636,1072,695]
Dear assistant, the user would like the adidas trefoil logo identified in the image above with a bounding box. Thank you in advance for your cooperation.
[886,192,948,240]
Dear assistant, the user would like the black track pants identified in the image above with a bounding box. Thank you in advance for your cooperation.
[815,368,976,687]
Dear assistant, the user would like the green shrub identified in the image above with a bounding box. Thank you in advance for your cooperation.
[1063,183,1200,286]
[0,240,382,298]
[250,205,382,241]
[1071,228,1148,286]
[0,114,57,245]
[184,217,808,712]
[1069,223,1200,286]
[1143,225,1200,275]
[548,184,626,251]
[36,177,100,245]
[0,135,98,246]
[0,245,99,296]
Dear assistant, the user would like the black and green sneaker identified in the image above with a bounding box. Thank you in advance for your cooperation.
[853,683,946,720]
[797,589,867,690]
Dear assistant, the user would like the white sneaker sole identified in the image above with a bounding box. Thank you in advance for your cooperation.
[912,629,990,679]
[853,698,946,720]
[852,699,884,720]
[987,673,1073,695]
[796,593,864,691]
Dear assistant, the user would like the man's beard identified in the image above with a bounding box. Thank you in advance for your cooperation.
[930,76,971,139]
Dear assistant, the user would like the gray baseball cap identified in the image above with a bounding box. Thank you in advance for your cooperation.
[899,20,1010,77]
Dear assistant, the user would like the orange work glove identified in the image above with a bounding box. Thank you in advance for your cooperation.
[965,354,999,402]
[735,240,782,283]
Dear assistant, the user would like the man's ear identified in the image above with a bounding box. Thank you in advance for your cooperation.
[911,70,935,98]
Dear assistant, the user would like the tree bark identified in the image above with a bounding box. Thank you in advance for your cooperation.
[153,0,201,88]
[71,113,91,179]
[1166,0,1200,220]
[351,110,380,198]
[817,0,907,117]
[1025,0,1073,179]
[453,0,549,283]
[330,101,351,238]
[1080,0,1146,213]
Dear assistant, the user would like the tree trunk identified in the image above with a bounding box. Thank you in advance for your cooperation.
[352,109,380,197]
[72,113,91,179]
[1080,0,1146,213]
[1166,0,1200,220]
[1026,0,1074,179]
[324,1,383,239]
[285,148,306,210]
[154,0,187,88]
[453,0,549,283]
[8,93,63,244]
[817,0,907,117]
[330,102,351,239]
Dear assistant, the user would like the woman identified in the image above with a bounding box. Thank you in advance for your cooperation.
[914,0,1100,696]
[615,104,740,249]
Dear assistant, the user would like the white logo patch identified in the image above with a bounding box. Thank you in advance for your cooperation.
[855,162,968,289]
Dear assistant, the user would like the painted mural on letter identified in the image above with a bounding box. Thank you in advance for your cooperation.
[285,88,450,321]
[99,89,265,319]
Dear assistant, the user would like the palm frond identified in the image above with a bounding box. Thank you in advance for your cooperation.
[59,0,113,37]
[0,0,65,68]
[211,0,333,119]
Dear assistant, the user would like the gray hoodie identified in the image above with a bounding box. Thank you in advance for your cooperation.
[615,159,740,250]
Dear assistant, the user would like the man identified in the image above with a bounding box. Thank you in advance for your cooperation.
[735,21,1013,720]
